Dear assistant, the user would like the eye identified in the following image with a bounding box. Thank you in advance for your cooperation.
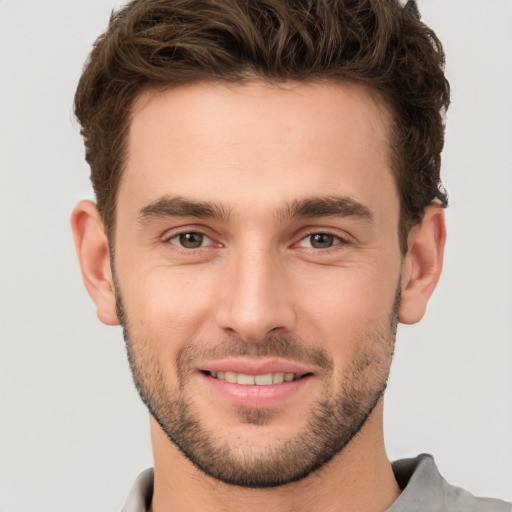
[298,233,343,249]
[168,232,210,249]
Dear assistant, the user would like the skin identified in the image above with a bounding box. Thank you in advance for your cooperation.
[72,81,445,511]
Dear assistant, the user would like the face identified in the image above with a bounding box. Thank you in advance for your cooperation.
[114,81,403,487]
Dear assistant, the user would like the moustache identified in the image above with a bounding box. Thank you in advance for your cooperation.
[176,334,334,375]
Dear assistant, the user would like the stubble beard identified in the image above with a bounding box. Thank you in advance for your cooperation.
[116,290,399,488]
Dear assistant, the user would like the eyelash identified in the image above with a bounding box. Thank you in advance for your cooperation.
[165,231,217,252]
[295,231,350,252]
[163,229,350,255]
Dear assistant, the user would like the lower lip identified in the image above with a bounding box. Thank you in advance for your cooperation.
[199,372,313,408]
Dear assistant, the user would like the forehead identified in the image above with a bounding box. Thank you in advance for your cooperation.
[120,81,396,223]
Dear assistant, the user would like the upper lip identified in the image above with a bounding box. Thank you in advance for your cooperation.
[198,358,313,377]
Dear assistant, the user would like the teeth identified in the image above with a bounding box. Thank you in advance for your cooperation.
[255,373,273,385]
[237,373,256,385]
[273,372,284,384]
[225,371,237,384]
[209,371,298,385]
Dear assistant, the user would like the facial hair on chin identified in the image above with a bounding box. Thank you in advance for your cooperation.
[115,285,399,488]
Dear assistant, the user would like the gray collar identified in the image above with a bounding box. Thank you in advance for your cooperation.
[389,454,510,512]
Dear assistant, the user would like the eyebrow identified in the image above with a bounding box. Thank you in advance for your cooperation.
[137,194,372,225]
[277,196,373,222]
[137,195,231,224]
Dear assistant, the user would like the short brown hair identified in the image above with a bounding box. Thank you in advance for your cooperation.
[74,0,450,252]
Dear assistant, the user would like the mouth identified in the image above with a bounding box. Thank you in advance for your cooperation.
[203,370,308,385]
[197,359,314,408]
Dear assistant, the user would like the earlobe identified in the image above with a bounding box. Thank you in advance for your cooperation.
[70,200,119,326]
[398,205,446,325]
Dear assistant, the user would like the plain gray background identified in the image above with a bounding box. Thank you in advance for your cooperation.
[1,0,511,510]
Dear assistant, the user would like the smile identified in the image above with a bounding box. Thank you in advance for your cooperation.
[207,371,298,385]
[200,364,313,408]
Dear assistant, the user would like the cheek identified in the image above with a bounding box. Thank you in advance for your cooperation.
[120,267,217,348]
[293,265,399,374]
[297,266,398,329]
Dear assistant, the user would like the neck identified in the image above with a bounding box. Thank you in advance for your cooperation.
[149,402,401,512]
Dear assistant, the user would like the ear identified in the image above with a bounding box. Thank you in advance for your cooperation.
[70,200,119,326]
[399,205,446,325]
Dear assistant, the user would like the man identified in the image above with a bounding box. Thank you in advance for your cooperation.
[71,0,510,510]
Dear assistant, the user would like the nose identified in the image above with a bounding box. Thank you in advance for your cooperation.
[215,247,297,343]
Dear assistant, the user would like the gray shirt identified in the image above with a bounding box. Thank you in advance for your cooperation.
[122,454,511,511]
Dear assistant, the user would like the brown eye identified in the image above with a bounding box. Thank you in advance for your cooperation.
[170,232,206,249]
[309,233,335,249]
